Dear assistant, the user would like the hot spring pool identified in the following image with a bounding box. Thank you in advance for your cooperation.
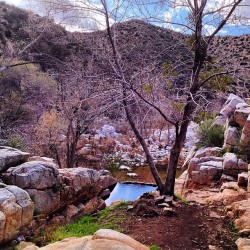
[105,182,157,206]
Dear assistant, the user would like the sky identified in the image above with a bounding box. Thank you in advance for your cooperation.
[3,0,250,35]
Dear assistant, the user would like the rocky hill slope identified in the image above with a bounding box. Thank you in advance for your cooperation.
[0,2,249,94]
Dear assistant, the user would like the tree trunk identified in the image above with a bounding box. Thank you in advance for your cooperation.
[163,100,195,195]
[123,90,164,193]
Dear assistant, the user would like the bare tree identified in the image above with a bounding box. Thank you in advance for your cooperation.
[0,4,51,73]
[38,0,248,195]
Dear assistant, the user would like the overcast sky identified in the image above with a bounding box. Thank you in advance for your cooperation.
[3,0,250,34]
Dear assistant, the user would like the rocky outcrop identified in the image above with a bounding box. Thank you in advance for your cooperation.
[248,164,250,192]
[188,157,223,185]
[219,94,245,119]
[0,184,34,244]
[187,151,248,187]
[223,126,240,149]
[0,146,30,172]
[187,95,250,188]
[3,162,116,215]
[236,238,250,250]
[194,147,221,158]
[226,197,250,234]
[223,153,248,177]
[22,229,149,250]
[234,106,250,128]
[240,114,250,147]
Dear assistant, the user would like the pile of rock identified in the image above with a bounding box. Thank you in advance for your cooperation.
[127,192,178,217]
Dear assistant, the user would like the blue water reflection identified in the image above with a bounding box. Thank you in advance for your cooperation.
[105,182,156,206]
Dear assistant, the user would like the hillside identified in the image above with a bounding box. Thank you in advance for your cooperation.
[0,1,250,146]
[1,2,249,91]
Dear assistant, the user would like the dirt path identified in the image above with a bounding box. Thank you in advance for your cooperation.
[111,202,237,250]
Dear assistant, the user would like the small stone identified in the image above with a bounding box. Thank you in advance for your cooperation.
[127,205,134,212]
[208,245,218,250]
[226,211,234,218]
[126,173,138,178]
[162,207,173,216]
[164,195,173,205]
[209,211,220,219]
[172,201,182,207]
[157,203,169,208]
[154,195,165,205]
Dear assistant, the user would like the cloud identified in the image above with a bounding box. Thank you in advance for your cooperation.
[3,0,109,32]
[4,0,27,8]
[164,0,250,34]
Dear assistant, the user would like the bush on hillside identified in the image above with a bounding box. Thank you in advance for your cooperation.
[196,118,225,148]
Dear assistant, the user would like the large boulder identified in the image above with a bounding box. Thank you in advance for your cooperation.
[248,164,250,192]
[236,238,250,250]
[219,94,245,118]
[22,229,149,250]
[0,146,30,172]
[188,157,223,185]
[223,126,240,149]
[59,168,103,207]
[0,184,34,244]
[3,161,60,190]
[223,153,248,177]
[27,189,61,215]
[194,147,221,158]
[3,163,116,215]
[228,198,250,234]
[240,114,250,147]
[234,106,250,128]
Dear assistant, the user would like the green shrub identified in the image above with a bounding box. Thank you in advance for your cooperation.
[5,134,26,151]
[196,118,225,148]
[236,143,250,162]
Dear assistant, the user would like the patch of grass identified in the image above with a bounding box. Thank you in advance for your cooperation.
[227,219,240,242]
[174,194,189,205]
[33,201,130,246]
[150,245,162,250]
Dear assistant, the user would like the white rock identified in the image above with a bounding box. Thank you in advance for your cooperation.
[119,165,132,171]
[240,114,250,146]
[223,126,240,149]
[220,94,245,118]
[234,107,250,127]
[127,173,138,178]
[223,153,238,177]
[0,147,30,172]
[0,184,34,244]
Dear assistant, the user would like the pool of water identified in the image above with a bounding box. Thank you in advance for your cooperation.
[105,182,156,206]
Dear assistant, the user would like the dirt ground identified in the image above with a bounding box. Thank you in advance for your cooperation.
[111,202,238,250]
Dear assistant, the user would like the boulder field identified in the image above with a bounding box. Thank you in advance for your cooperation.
[0,147,117,245]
